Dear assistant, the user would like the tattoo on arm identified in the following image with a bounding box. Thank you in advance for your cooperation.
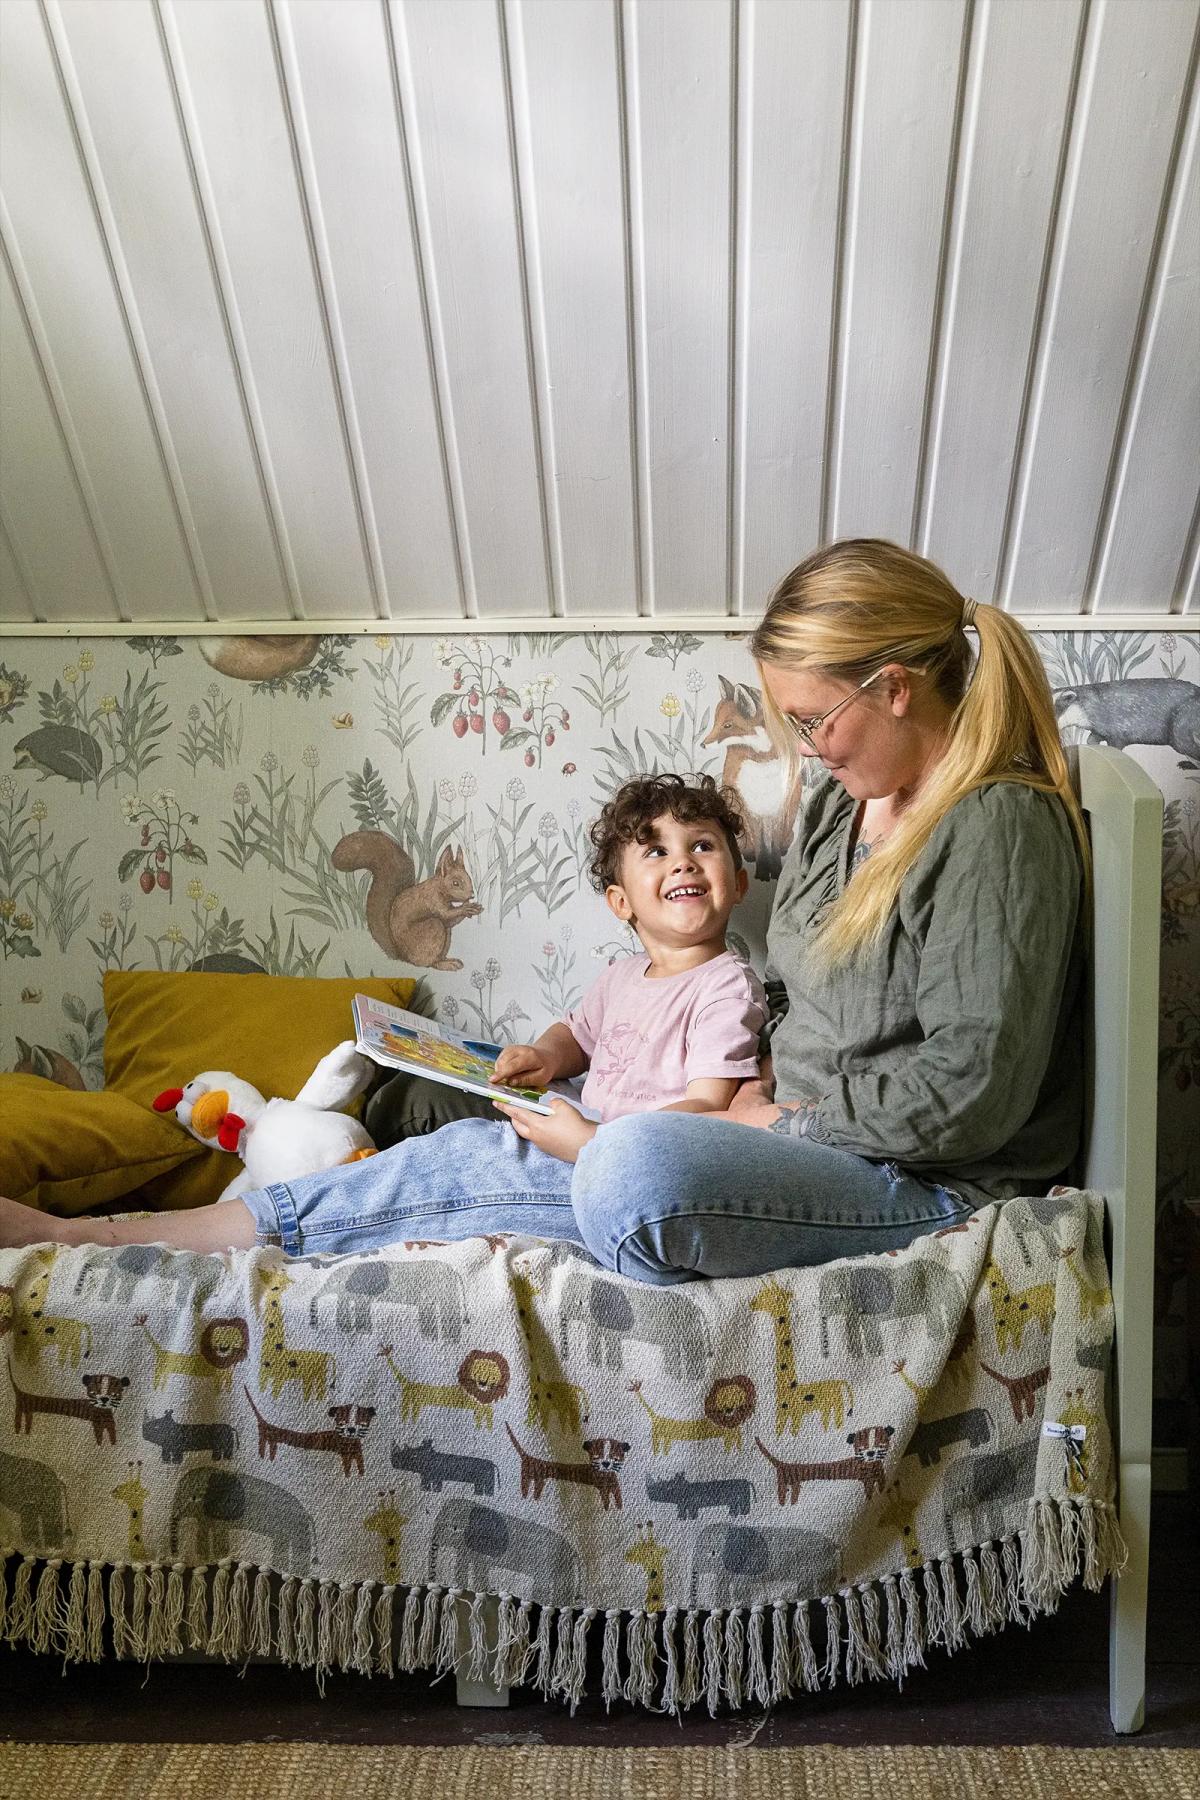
[768,1099,819,1138]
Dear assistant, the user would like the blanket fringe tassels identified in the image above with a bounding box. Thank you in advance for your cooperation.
[0,1496,1128,1716]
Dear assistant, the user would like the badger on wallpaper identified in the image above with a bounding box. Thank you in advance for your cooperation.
[1053,678,1199,767]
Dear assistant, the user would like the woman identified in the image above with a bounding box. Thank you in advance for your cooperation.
[0,540,1087,1283]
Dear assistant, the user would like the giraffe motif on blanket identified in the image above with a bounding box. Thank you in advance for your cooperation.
[983,1260,1056,1355]
[256,1267,336,1402]
[112,1461,148,1561]
[510,1269,589,1435]
[750,1279,854,1433]
[6,1248,93,1368]
[625,1522,670,1612]
[364,1490,409,1582]
[1059,1248,1112,1323]
[878,1479,924,1568]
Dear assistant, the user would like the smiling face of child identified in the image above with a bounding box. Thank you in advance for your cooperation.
[605,810,748,956]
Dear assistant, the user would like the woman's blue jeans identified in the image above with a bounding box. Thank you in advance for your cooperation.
[241,1108,972,1285]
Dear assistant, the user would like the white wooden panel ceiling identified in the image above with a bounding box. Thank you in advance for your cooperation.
[0,0,1197,631]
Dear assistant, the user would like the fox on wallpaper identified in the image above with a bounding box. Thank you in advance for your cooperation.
[332,833,483,971]
[701,675,802,881]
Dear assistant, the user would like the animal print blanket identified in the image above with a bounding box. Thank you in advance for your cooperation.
[0,1189,1125,1714]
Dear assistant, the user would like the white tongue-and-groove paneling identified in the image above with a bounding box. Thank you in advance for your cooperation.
[918,0,1084,605]
[1,216,127,624]
[827,0,967,548]
[390,0,553,618]
[47,0,295,624]
[732,0,849,617]
[998,0,1198,615]
[624,0,735,615]
[1,0,204,623]
[0,512,36,622]
[1089,59,1200,615]
[1,0,1197,628]
[273,0,463,619]
[158,0,380,619]
[504,0,638,619]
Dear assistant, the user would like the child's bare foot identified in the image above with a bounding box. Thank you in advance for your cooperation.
[0,1195,80,1248]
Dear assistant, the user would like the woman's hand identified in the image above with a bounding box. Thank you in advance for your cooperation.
[493,1042,559,1089]
[494,1097,598,1163]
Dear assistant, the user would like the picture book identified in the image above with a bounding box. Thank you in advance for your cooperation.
[351,994,598,1118]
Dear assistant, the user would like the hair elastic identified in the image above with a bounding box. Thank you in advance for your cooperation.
[961,597,978,630]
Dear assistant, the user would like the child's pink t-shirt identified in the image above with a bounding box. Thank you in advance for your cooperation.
[564,950,767,1122]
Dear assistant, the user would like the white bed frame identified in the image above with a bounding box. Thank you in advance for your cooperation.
[1074,745,1162,1733]
[455,746,1165,1728]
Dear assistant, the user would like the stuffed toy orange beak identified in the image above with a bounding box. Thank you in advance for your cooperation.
[189,1088,241,1147]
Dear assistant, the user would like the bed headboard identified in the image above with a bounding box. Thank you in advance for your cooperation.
[1072,746,1162,1507]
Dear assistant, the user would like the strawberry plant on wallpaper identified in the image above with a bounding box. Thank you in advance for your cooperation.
[0,628,1196,1432]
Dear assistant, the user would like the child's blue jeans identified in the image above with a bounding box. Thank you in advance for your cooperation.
[240,1110,973,1284]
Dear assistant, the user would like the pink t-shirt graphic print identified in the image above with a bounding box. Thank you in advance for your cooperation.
[565,950,767,1122]
[593,1019,650,1087]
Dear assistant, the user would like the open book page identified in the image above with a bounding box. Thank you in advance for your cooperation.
[351,994,598,1120]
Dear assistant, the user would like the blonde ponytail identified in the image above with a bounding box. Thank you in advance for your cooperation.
[750,539,1090,966]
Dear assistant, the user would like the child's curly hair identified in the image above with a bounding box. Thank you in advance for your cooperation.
[587,772,745,894]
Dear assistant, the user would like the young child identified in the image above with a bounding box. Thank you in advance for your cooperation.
[490,770,766,1165]
[0,773,766,1257]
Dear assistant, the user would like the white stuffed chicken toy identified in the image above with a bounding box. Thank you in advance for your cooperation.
[153,1040,377,1202]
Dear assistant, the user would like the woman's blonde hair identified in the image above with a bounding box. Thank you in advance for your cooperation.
[750,538,1090,966]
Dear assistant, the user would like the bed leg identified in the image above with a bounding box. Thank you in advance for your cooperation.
[1108,1460,1150,1732]
[455,1592,510,1708]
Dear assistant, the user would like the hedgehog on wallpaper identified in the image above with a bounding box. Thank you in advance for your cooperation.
[13,724,103,784]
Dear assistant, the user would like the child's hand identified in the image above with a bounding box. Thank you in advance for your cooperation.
[494,1097,597,1163]
[493,1043,558,1088]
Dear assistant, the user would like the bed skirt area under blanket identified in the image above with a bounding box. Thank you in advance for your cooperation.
[0,1190,1126,1714]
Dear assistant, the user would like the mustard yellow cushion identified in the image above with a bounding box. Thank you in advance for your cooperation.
[102,970,415,1210]
[0,1074,202,1215]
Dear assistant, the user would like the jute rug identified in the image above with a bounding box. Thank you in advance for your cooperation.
[1,1743,1195,1800]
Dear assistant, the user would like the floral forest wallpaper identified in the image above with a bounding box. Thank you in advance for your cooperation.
[0,626,1196,1441]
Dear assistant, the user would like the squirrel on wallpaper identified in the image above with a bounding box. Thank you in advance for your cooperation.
[331,833,483,970]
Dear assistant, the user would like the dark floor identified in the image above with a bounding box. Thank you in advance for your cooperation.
[4,1494,1198,1751]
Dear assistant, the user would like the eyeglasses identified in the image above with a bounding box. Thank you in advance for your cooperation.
[785,667,886,751]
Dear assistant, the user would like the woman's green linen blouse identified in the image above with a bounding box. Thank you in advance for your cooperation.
[763,771,1086,1207]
